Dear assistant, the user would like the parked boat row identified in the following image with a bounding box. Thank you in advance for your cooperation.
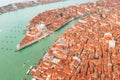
[0,0,63,15]
[27,0,120,80]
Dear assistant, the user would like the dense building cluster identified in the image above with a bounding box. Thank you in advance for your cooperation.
[16,5,77,50]
[26,0,120,80]
[0,0,63,15]
[17,0,94,50]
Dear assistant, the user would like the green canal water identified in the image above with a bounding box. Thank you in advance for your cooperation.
[0,0,94,80]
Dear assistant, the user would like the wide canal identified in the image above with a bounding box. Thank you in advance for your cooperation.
[0,0,94,80]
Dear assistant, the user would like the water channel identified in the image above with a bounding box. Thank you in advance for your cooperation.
[0,0,94,80]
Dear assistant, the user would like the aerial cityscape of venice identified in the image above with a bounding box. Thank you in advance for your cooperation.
[0,0,120,80]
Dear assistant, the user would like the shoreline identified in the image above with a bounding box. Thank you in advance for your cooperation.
[0,0,64,15]
[16,1,93,51]
[26,0,120,79]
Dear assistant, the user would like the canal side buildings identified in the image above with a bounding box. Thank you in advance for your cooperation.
[18,0,120,80]
[24,0,120,80]
[0,0,63,15]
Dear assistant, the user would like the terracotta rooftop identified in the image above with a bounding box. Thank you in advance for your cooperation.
[29,0,120,80]
[0,0,62,14]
